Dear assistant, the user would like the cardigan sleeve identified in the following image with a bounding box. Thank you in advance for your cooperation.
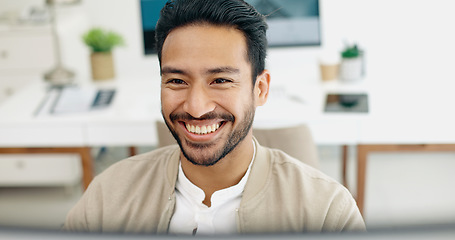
[62,177,104,232]
[334,192,367,232]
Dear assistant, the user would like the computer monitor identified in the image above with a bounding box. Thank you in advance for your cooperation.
[139,0,321,55]
[140,0,166,55]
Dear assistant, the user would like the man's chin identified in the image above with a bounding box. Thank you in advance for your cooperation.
[180,141,224,166]
[182,153,222,167]
[185,139,216,149]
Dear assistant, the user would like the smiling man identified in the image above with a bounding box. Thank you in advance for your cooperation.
[63,0,365,235]
[160,25,260,168]
[159,24,267,209]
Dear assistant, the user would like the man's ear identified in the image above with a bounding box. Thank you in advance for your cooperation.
[254,70,270,107]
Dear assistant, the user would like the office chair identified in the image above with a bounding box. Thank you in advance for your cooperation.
[253,124,319,169]
[156,121,319,169]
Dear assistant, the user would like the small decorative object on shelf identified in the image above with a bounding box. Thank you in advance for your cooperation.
[339,44,364,82]
[82,28,124,81]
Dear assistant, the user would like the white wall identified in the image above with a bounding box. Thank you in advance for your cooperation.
[320,0,455,83]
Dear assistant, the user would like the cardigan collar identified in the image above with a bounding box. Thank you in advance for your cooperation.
[165,137,270,204]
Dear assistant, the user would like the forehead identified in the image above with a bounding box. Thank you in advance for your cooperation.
[161,24,250,72]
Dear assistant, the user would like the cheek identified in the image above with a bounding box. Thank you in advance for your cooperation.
[217,91,254,118]
[161,89,182,116]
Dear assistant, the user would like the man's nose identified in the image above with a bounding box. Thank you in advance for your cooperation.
[182,86,216,118]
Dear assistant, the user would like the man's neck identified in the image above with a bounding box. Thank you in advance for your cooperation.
[180,136,255,207]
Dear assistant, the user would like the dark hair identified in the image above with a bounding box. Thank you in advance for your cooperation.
[155,0,268,82]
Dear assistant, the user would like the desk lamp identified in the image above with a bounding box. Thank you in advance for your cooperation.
[43,0,81,86]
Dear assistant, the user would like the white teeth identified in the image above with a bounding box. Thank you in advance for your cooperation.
[185,123,221,135]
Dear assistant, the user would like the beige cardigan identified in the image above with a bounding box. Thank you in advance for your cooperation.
[63,139,365,233]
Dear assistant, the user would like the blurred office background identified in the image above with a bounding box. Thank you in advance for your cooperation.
[1,0,455,231]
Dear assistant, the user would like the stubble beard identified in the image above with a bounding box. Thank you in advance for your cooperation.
[163,104,255,167]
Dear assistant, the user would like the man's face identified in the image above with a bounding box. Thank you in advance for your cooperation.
[160,24,267,166]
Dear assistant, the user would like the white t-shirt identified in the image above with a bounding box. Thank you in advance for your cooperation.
[169,142,256,235]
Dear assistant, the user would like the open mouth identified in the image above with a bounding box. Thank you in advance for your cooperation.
[184,122,222,135]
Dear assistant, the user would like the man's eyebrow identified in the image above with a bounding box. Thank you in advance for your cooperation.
[161,66,240,76]
[207,67,240,75]
[161,67,187,75]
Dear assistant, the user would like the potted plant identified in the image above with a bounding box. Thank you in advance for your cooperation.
[82,28,125,80]
[339,44,363,82]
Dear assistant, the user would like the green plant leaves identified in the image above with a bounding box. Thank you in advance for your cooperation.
[82,28,125,52]
[341,44,360,58]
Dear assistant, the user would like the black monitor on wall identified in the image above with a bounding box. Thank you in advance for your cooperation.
[140,0,321,55]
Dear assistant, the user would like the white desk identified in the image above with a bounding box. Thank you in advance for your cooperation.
[1,77,455,215]
[0,79,160,188]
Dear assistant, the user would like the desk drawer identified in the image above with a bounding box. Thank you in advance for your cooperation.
[0,123,86,147]
[0,154,81,186]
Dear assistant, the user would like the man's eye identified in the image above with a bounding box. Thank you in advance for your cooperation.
[167,79,186,84]
[212,78,232,84]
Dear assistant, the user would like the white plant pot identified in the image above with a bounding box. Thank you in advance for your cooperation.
[339,57,362,82]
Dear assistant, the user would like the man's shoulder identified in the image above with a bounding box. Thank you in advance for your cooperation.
[243,146,365,232]
[63,145,181,233]
[265,147,349,195]
[266,148,333,181]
